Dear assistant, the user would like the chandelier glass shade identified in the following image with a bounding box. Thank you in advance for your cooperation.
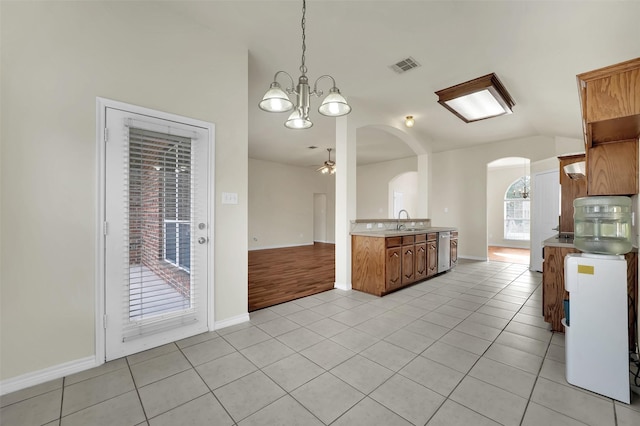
[258,0,351,129]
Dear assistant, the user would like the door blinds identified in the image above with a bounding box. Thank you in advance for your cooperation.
[122,126,198,341]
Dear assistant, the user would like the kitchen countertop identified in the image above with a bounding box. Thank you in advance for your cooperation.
[543,234,638,252]
[351,227,457,237]
[543,235,575,248]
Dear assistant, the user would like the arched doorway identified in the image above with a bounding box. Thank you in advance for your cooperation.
[486,157,531,265]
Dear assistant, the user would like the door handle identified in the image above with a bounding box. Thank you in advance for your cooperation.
[198,237,208,244]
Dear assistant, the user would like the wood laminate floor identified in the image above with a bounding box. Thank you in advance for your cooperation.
[248,242,335,311]
[488,245,530,265]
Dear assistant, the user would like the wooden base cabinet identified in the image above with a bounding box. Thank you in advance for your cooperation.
[427,233,438,277]
[542,245,638,350]
[415,234,427,281]
[401,236,415,285]
[542,246,580,331]
[353,232,449,297]
[386,246,402,291]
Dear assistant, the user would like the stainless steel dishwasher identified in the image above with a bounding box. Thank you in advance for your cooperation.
[438,231,451,273]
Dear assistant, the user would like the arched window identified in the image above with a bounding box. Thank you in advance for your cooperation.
[504,176,530,240]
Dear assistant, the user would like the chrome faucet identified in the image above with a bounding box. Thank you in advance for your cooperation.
[397,209,410,230]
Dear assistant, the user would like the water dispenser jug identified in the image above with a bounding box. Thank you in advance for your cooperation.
[573,196,632,255]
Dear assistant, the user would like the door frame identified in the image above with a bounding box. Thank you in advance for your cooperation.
[95,97,215,363]
[531,168,560,272]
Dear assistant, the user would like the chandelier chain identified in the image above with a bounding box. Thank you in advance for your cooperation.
[300,0,307,75]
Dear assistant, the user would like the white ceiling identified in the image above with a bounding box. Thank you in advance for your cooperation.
[163,0,640,168]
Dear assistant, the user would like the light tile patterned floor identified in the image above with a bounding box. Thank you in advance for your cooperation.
[3,259,640,426]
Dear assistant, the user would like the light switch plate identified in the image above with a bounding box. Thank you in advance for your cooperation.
[222,192,238,204]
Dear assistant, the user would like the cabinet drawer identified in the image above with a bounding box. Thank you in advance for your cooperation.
[415,234,427,242]
[386,237,402,248]
[427,233,437,242]
[402,235,415,245]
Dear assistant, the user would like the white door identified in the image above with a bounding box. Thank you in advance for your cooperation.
[531,169,560,271]
[103,105,212,361]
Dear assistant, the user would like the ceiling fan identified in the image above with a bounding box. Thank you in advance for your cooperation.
[316,148,336,174]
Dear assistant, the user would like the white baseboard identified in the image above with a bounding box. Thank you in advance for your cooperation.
[1,355,99,396]
[214,313,250,330]
[459,255,487,261]
[248,242,313,251]
[334,281,352,291]
[488,243,530,249]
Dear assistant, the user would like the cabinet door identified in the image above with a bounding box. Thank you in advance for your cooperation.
[542,246,580,331]
[427,241,438,276]
[585,68,640,123]
[450,239,458,268]
[415,242,427,281]
[587,139,638,195]
[386,247,402,290]
[401,245,415,285]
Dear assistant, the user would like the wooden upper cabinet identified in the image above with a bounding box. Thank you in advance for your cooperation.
[558,154,587,234]
[577,57,640,147]
[576,58,640,196]
[587,138,638,195]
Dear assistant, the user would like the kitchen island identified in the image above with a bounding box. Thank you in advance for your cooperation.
[351,219,457,296]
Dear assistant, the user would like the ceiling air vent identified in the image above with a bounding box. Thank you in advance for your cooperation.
[390,57,421,74]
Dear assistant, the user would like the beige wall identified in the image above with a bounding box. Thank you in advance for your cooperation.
[357,157,418,219]
[430,136,569,260]
[389,171,418,219]
[248,158,336,249]
[0,2,248,381]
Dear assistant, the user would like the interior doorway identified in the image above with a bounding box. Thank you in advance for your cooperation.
[486,157,531,266]
[313,193,327,242]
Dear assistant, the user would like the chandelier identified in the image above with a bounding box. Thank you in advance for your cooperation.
[515,159,530,199]
[316,148,336,174]
[258,0,351,129]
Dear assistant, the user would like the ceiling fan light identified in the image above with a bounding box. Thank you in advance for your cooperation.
[404,115,415,127]
[259,82,294,113]
[285,109,313,129]
[318,87,351,117]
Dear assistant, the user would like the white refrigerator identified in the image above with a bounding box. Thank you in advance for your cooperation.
[564,253,630,403]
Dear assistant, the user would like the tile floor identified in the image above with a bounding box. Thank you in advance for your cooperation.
[3,259,640,426]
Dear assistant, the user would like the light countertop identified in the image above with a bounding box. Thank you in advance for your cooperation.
[543,235,575,248]
[351,227,457,237]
